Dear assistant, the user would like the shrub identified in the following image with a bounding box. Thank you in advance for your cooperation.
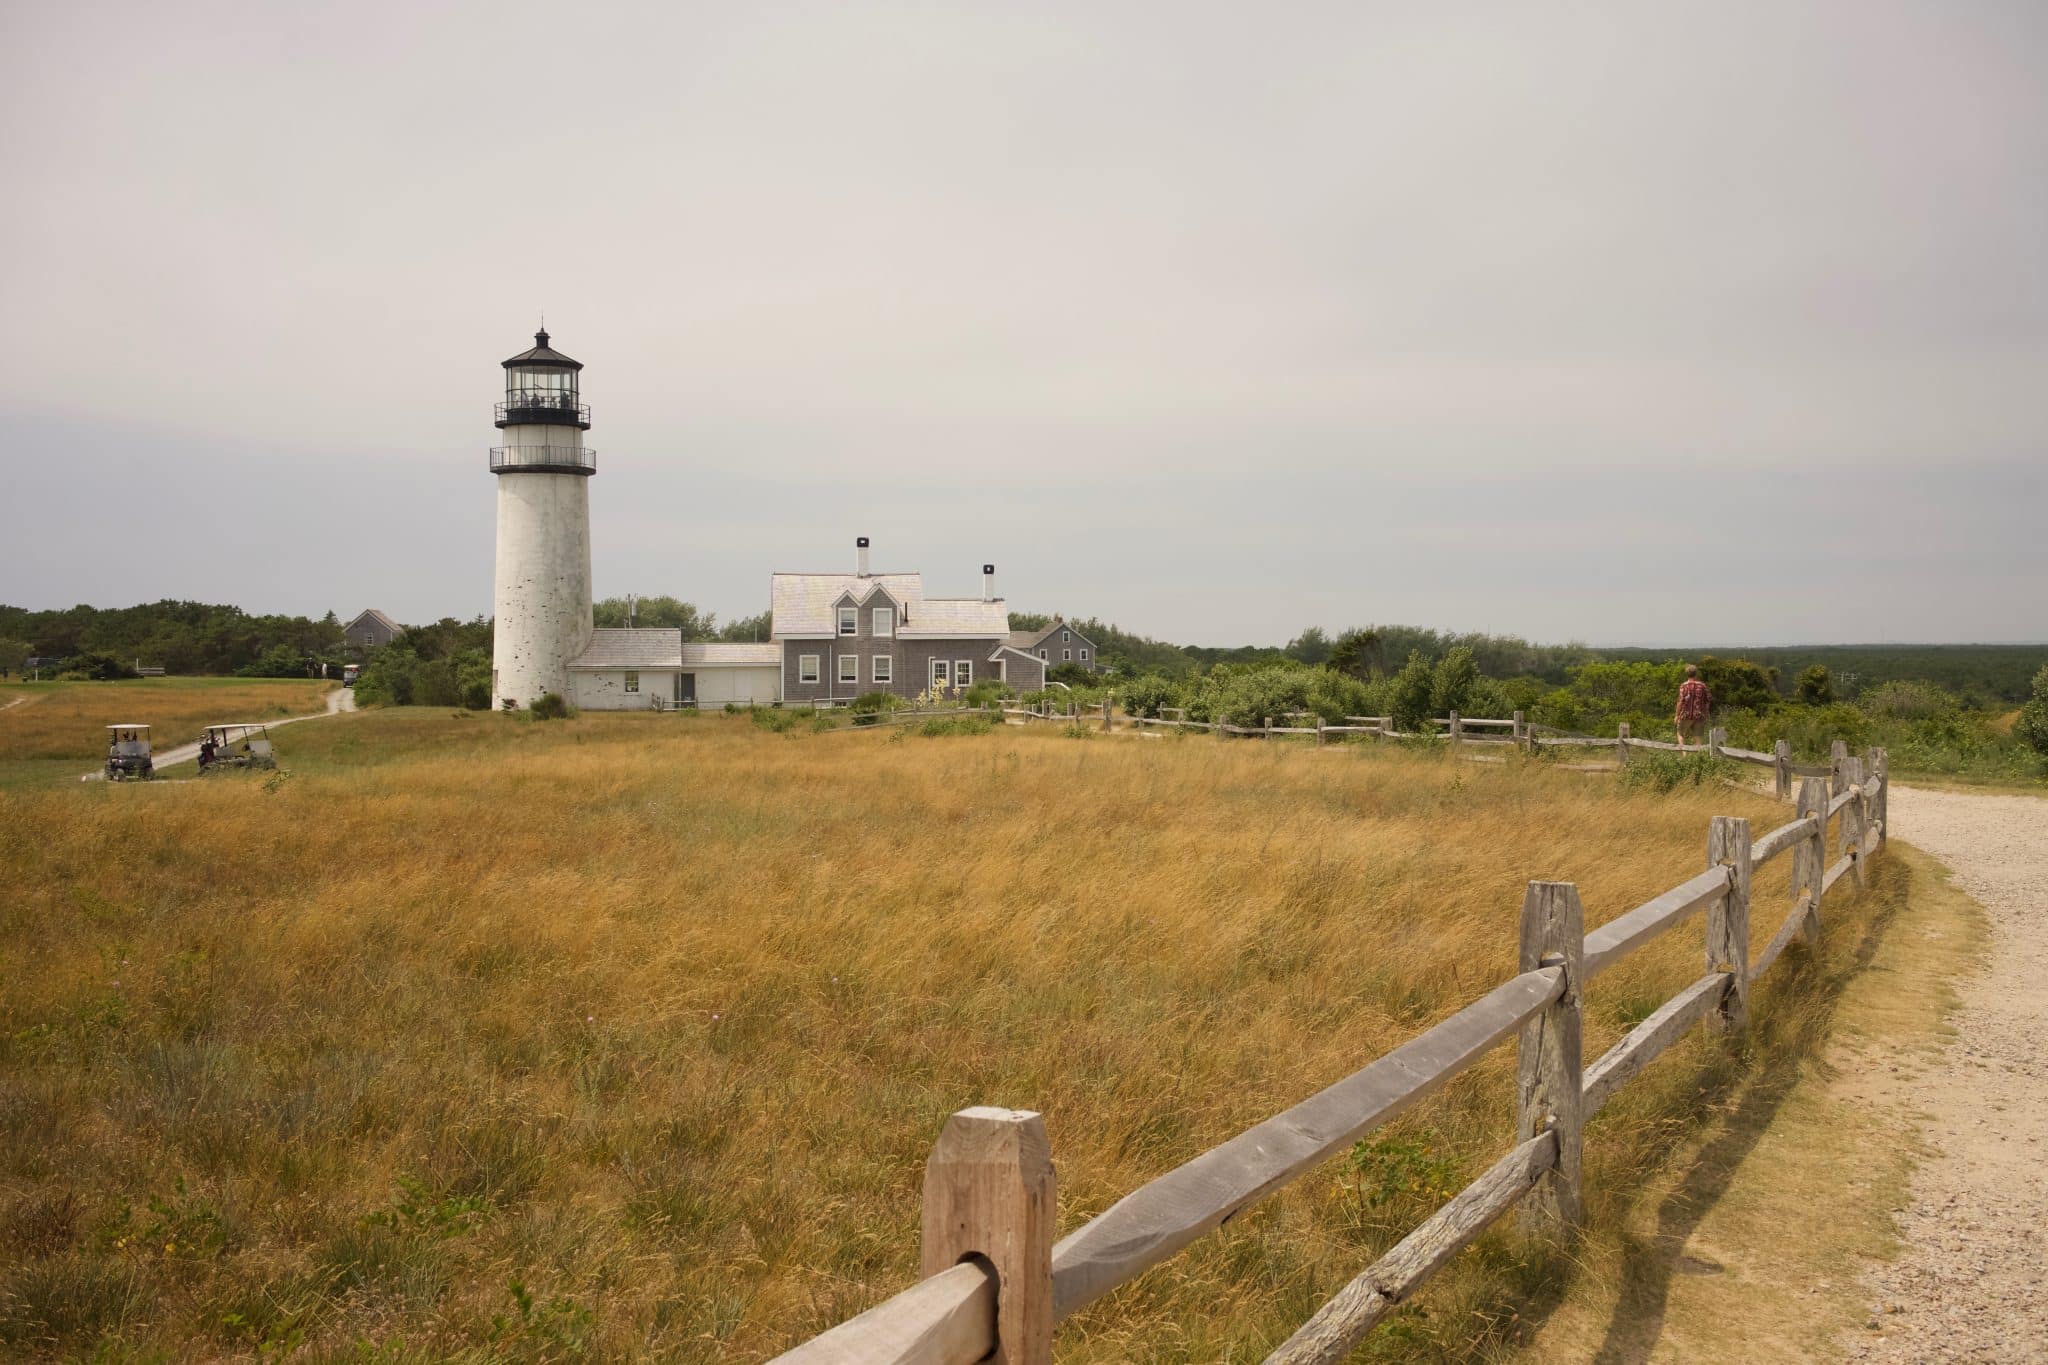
[1796,664,1834,705]
[529,693,571,721]
[2017,666,2048,757]
[1387,652,1436,733]
[1860,680,1957,721]
[1119,675,1177,719]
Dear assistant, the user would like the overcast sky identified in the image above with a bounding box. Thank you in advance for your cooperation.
[2,1,2042,646]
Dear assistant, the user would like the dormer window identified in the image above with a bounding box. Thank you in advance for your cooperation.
[838,607,857,636]
[872,607,894,637]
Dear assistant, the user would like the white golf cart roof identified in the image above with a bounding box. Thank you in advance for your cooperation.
[107,724,151,732]
[206,723,272,735]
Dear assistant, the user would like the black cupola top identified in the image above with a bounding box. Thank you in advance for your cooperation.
[502,329,583,371]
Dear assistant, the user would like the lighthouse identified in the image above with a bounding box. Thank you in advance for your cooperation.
[490,328,595,709]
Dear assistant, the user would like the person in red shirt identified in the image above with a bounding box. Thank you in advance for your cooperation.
[1675,664,1711,747]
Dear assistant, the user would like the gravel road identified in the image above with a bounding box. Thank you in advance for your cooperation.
[1844,784,2048,1363]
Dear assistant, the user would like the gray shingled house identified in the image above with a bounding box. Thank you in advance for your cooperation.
[342,609,401,650]
[772,540,1045,704]
[1008,617,1098,673]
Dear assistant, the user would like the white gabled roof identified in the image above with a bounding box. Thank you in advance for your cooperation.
[770,573,922,636]
[568,629,682,669]
[680,642,781,666]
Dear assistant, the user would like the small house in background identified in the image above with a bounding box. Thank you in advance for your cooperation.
[1009,617,1098,673]
[343,609,400,650]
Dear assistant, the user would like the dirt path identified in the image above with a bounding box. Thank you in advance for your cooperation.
[1843,785,2048,1362]
[80,686,357,781]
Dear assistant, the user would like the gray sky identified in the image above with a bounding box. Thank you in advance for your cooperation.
[3,1,2043,646]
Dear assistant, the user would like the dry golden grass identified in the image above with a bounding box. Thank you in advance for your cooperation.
[0,678,335,762]
[0,712,1890,1361]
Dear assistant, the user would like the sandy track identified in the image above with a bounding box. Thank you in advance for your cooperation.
[1844,785,2048,1362]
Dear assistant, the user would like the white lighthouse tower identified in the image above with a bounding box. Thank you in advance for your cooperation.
[490,328,595,709]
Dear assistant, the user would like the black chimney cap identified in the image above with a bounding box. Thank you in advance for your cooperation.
[857,536,870,548]
[982,564,995,575]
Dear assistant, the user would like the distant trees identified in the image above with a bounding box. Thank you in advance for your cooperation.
[593,595,715,636]
[1285,626,1332,665]
[0,600,346,675]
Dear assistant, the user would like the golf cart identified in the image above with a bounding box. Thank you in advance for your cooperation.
[105,725,155,781]
[198,723,277,773]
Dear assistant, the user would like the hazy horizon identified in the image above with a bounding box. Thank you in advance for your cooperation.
[4,2,2044,649]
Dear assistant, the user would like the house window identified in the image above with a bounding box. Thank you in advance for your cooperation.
[799,654,820,684]
[838,607,857,636]
[997,658,1007,682]
[872,607,894,637]
[1063,649,1071,661]
[625,670,640,693]
[1080,649,1090,662]
[930,659,950,689]
[839,654,859,685]
[955,661,973,687]
[1038,649,1047,660]
[1062,630,1071,643]
[872,655,893,684]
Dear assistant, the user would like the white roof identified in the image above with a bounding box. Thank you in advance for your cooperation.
[568,632,784,669]
[680,641,781,666]
[568,629,683,669]
[902,598,1010,637]
[770,572,1009,638]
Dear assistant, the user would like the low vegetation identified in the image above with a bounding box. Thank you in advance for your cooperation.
[0,709,1900,1359]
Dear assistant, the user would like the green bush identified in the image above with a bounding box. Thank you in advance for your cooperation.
[1859,680,1957,721]
[2020,666,2048,757]
[529,692,571,721]
[1796,664,1834,705]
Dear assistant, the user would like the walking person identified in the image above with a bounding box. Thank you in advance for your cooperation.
[1674,664,1711,748]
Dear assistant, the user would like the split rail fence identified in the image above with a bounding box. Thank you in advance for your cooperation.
[768,734,1893,1364]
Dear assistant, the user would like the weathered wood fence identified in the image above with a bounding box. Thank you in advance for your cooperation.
[767,740,1893,1364]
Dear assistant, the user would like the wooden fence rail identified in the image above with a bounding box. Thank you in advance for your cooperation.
[766,735,1894,1363]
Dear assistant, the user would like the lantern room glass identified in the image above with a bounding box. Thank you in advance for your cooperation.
[505,365,579,416]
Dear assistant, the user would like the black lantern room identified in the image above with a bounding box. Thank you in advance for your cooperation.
[496,329,591,431]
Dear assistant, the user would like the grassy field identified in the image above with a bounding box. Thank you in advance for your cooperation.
[0,710,1901,1360]
[0,678,336,789]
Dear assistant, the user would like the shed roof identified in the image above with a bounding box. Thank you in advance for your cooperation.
[680,642,781,666]
[568,629,682,669]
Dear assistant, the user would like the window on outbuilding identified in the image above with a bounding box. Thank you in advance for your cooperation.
[799,654,820,684]
[838,607,858,636]
[625,670,640,692]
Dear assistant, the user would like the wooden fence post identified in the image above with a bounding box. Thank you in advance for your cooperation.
[1829,740,1849,797]
[1773,739,1792,800]
[1708,726,1726,760]
[1513,710,1526,744]
[922,1106,1056,1365]
[1101,696,1112,733]
[1448,709,1463,748]
[1705,816,1753,1031]
[1264,716,1273,741]
[1516,882,1584,1237]
[1841,756,1867,890]
[1616,721,1631,766]
[1870,747,1889,848]
[1794,777,1826,944]
[1315,716,1326,747]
